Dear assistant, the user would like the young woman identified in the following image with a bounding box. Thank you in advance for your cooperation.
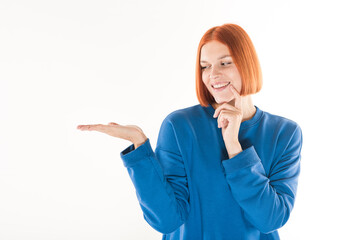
[77,23,303,240]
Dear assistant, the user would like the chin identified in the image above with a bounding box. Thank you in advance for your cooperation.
[214,96,234,104]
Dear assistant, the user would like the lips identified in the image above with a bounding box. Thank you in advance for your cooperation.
[212,82,231,92]
[212,82,230,88]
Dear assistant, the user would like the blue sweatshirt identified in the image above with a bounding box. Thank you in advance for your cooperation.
[120,104,303,240]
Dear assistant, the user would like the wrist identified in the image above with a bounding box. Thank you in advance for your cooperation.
[225,140,242,159]
[133,134,148,149]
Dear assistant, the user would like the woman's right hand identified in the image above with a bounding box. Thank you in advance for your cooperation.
[77,122,148,149]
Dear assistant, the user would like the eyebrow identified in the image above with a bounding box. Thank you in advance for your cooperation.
[200,55,232,63]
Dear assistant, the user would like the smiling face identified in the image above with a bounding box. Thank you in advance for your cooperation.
[200,40,242,106]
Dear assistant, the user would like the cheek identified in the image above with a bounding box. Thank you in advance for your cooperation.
[202,72,210,84]
[226,69,242,85]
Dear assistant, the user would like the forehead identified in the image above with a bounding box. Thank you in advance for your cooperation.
[200,41,231,60]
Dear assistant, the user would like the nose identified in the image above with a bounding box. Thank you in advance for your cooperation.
[209,66,221,79]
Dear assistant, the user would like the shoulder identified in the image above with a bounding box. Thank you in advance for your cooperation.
[163,104,205,124]
[262,109,299,129]
[260,108,303,142]
[158,104,210,136]
[157,104,206,143]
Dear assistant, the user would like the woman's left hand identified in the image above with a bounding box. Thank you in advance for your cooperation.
[213,85,243,157]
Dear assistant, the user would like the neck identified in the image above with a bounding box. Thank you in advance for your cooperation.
[212,95,256,122]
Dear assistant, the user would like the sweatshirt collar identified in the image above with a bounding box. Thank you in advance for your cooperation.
[203,104,263,129]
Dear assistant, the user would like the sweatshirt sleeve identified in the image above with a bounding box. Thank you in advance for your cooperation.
[120,117,190,234]
[222,125,303,234]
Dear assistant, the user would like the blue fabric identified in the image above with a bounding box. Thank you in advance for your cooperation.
[120,104,303,240]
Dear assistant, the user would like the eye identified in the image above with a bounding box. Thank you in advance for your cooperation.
[201,65,210,70]
[221,62,232,66]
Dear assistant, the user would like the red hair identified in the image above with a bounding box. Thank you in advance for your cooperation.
[196,23,263,107]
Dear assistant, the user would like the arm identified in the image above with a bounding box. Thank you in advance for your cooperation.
[222,125,303,233]
[120,117,190,234]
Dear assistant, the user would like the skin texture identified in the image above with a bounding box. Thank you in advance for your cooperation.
[200,40,243,105]
[200,40,257,158]
[77,123,147,149]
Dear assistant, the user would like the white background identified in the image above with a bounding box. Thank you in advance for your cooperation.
[1,0,358,239]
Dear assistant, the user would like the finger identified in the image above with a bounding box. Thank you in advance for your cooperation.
[90,124,108,132]
[222,118,229,128]
[219,117,228,128]
[217,110,229,128]
[108,122,119,125]
[77,125,91,130]
[229,85,243,109]
[77,124,105,132]
[213,103,238,118]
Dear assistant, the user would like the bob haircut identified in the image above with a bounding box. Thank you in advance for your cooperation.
[196,23,263,107]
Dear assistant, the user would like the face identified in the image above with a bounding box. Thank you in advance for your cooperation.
[200,40,242,105]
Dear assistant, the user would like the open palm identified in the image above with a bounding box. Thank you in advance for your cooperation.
[77,122,147,146]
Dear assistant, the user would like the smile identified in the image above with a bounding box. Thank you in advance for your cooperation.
[212,82,230,92]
